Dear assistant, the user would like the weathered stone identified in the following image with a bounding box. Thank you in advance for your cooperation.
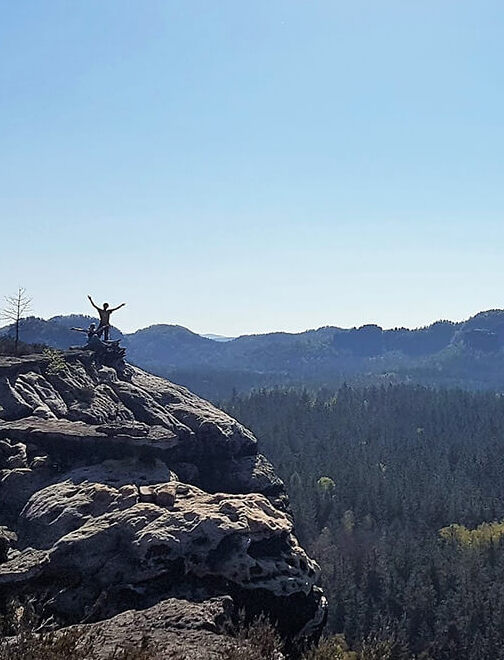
[61,457,178,488]
[14,372,68,418]
[19,479,139,549]
[30,454,50,469]
[96,421,150,437]
[0,377,32,420]
[59,597,252,660]
[130,368,257,457]
[0,526,17,563]
[205,454,287,505]
[5,442,28,468]
[0,351,327,648]
[0,467,52,526]
[0,547,48,585]
[0,439,25,469]
[11,481,317,613]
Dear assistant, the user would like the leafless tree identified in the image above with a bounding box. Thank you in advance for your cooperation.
[1,287,32,355]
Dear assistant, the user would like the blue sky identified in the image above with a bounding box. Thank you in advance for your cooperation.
[1,1,503,335]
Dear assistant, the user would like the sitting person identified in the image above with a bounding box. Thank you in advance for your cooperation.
[71,322,103,341]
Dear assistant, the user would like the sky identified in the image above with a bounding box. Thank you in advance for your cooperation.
[1,1,504,336]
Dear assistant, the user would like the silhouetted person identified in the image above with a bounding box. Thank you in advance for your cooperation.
[71,322,103,341]
[87,295,125,341]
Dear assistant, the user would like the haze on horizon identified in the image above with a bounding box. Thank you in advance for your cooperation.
[1,1,503,336]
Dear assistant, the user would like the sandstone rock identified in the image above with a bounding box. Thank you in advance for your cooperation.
[0,526,17,563]
[32,404,57,419]
[0,467,52,526]
[0,356,257,470]
[97,366,119,384]
[0,351,327,647]
[30,454,50,469]
[0,377,32,420]
[14,372,68,418]
[19,479,139,549]
[203,454,288,508]
[0,438,28,469]
[0,547,48,586]
[130,368,257,457]
[61,457,178,488]
[5,442,28,468]
[0,481,325,641]
[60,597,255,660]
[5,482,319,623]
[96,421,150,437]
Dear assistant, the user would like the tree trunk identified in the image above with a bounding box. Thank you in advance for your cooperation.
[15,318,19,356]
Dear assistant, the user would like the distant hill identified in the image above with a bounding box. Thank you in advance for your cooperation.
[3,310,504,398]
[202,334,235,342]
[0,315,123,349]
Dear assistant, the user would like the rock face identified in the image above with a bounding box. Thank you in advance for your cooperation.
[0,349,326,655]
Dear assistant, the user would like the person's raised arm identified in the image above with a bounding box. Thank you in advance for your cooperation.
[88,295,100,311]
[109,303,126,312]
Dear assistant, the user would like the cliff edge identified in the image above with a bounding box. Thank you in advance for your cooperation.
[0,348,326,657]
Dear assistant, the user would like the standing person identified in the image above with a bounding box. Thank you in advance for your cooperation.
[87,295,125,341]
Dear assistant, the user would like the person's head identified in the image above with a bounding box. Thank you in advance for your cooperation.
[103,303,109,309]
[89,323,96,331]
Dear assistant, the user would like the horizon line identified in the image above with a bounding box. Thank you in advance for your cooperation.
[2,307,503,339]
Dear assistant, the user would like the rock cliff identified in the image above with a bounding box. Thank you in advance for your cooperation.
[0,348,326,657]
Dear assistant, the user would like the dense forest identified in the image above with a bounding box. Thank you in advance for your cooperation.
[6,333,504,656]
[224,385,504,659]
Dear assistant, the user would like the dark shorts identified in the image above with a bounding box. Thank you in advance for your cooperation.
[97,324,110,339]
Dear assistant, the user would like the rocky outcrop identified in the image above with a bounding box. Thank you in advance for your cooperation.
[65,598,239,659]
[0,349,326,656]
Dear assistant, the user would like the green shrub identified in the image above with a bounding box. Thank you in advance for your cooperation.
[0,629,95,660]
[42,348,67,375]
[302,635,357,660]
[221,613,284,660]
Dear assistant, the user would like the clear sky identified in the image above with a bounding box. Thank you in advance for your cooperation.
[1,1,503,335]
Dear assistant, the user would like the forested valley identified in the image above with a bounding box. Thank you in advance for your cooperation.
[224,385,504,659]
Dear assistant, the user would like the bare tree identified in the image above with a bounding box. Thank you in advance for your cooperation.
[1,287,32,355]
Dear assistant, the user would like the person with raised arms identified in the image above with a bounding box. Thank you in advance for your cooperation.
[87,295,126,341]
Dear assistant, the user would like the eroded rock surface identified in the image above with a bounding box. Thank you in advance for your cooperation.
[66,597,245,659]
[0,350,326,655]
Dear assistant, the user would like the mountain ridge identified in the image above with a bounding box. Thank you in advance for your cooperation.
[4,308,503,343]
[3,310,504,398]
